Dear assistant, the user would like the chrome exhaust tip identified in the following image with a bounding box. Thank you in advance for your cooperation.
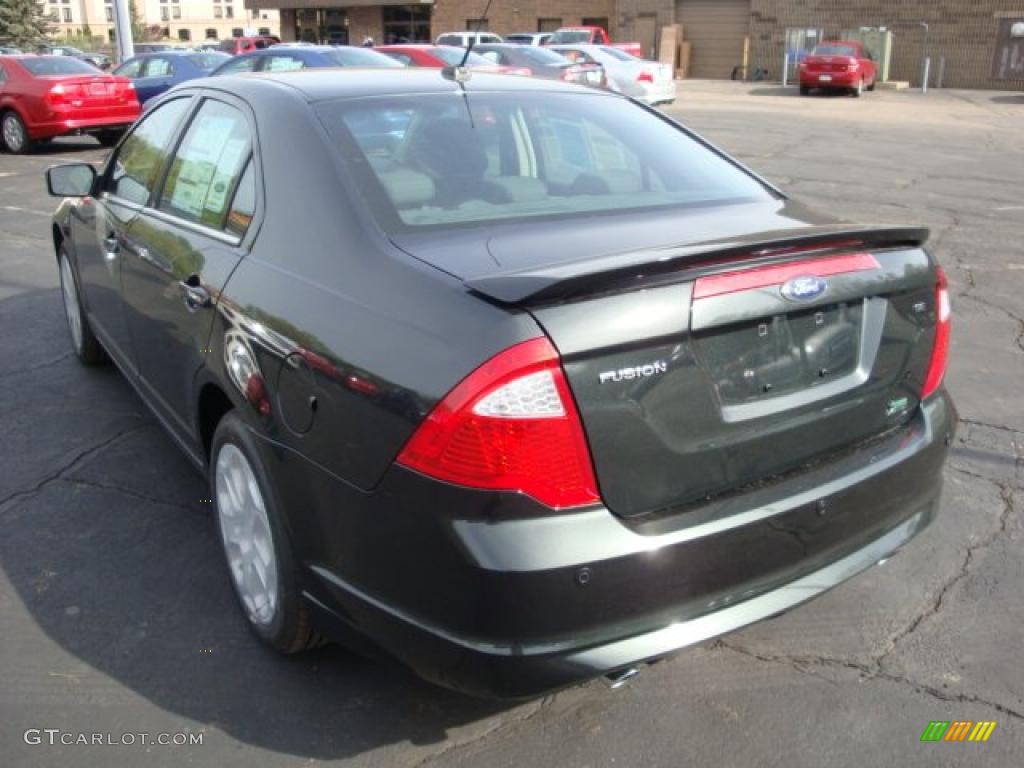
[604,666,640,689]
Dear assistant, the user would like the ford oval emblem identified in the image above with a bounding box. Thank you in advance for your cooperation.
[780,275,827,302]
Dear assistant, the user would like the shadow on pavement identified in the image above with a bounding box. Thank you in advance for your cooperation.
[0,291,510,761]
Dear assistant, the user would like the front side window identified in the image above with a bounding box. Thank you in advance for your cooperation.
[159,99,252,231]
[318,92,772,230]
[114,58,142,78]
[213,56,256,75]
[107,98,191,205]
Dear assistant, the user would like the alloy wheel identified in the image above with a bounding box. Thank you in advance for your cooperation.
[2,113,26,153]
[215,443,279,626]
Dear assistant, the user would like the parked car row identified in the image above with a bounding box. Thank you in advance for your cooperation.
[0,36,677,153]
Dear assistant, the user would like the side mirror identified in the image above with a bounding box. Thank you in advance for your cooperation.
[46,163,97,197]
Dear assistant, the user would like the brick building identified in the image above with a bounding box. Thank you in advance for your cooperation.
[242,1,1024,90]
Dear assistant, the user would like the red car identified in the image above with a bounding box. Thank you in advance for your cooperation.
[0,55,139,153]
[375,45,530,76]
[216,36,281,56]
[799,41,878,97]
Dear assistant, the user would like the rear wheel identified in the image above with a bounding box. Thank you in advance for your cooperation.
[95,129,124,148]
[799,85,810,96]
[867,77,877,92]
[1,111,31,154]
[58,246,107,365]
[211,412,322,654]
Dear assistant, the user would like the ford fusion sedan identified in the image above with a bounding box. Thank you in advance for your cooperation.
[46,69,954,698]
[209,45,402,76]
[799,40,878,97]
[114,51,230,104]
[1,55,139,153]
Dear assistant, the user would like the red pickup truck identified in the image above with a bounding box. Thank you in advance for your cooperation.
[546,26,644,58]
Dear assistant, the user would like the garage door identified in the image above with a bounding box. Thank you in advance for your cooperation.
[676,0,751,79]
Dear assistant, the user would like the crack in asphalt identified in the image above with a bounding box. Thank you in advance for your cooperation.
[716,641,1024,721]
[959,417,1024,437]
[63,475,196,513]
[413,695,555,768]
[0,351,72,381]
[0,425,147,513]
[717,475,1020,721]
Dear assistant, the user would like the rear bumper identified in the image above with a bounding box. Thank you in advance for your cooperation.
[294,392,955,698]
[800,71,859,87]
[29,111,139,140]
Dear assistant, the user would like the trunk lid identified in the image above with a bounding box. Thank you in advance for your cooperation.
[392,203,937,518]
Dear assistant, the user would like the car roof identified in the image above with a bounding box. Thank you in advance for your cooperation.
[189,67,607,103]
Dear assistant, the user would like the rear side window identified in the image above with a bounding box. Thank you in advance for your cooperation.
[263,55,305,71]
[108,98,191,206]
[159,99,252,231]
[226,161,256,237]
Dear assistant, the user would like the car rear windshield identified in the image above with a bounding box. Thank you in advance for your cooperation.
[21,56,98,75]
[317,92,772,231]
[513,47,571,65]
[550,30,591,44]
[812,45,858,57]
[186,53,230,71]
[323,48,403,67]
[431,47,492,67]
[600,46,638,61]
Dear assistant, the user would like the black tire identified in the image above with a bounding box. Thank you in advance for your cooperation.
[852,78,864,98]
[867,78,877,92]
[1,110,32,154]
[799,85,810,96]
[210,412,323,654]
[58,245,107,366]
[95,129,124,148]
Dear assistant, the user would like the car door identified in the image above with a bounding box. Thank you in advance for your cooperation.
[134,55,175,104]
[72,96,193,374]
[119,95,258,445]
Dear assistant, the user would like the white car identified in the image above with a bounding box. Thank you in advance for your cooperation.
[435,32,503,47]
[504,33,554,46]
[550,44,676,105]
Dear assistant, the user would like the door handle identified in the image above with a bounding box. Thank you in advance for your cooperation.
[102,235,119,261]
[179,275,211,311]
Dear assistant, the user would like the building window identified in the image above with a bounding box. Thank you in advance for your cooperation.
[258,27,270,36]
[172,6,180,19]
[232,28,243,38]
[160,7,168,21]
[105,8,112,21]
[62,7,72,22]
[205,28,217,39]
[214,6,222,18]
[582,17,609,31]
[383,4,431,43]
[225,6,233,19]
[178,29,191,41]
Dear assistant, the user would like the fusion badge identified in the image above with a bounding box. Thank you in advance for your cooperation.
[599,360,668,384]
[780,275,828,302]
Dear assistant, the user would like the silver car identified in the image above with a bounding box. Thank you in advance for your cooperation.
[550,44,676,105]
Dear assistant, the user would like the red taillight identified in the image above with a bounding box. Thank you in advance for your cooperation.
[921,267,951,399]
[46,83,67,108]
[636,71,654,83]
[397,337,600,509]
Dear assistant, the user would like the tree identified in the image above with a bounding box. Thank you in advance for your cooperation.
[0,0,54,49]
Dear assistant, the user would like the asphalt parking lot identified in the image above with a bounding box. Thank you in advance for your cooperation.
[1,80,1022,768]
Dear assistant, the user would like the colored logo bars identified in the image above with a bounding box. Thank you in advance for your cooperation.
[921,721,997,742]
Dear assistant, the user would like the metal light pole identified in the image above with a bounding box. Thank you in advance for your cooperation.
[112,0,134,63]
[919,21,929,92]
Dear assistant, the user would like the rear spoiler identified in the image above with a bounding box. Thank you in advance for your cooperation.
[464,225,929,304]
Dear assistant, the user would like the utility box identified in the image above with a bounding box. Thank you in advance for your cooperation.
[841,28,894,81]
